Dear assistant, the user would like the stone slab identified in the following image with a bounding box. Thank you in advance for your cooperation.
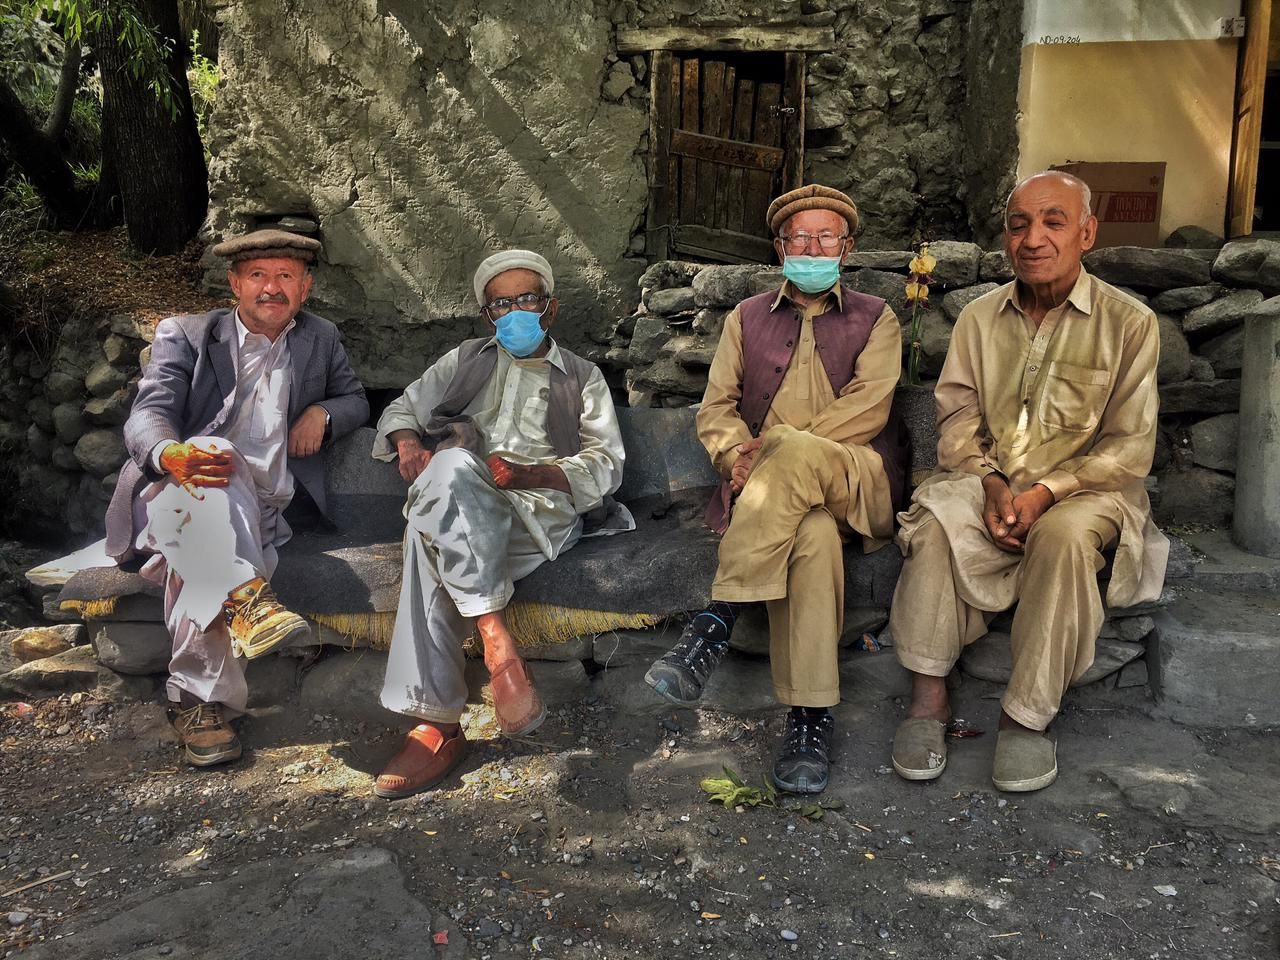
[89,619,170,675]
[23,846,457,960]
[1149,589,1280,727]
[960,631,1143,686]
[299,650,413,729]
[1083,247,1214,290]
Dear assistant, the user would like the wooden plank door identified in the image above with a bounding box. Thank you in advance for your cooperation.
[646,51,805,263]
[1229,0,1273,237]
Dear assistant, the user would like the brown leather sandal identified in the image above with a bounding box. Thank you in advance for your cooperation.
[489,658,547,736]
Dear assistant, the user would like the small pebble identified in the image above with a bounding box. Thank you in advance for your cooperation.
[55,724,71,736]
[780,929,798,942]
[8,911,28,926]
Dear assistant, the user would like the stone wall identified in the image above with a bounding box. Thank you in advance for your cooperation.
[202,0,1022,388]
[609,238,1275,530]
[0,314,150,540]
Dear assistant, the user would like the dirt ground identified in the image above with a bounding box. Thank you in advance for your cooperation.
[0,645,1276,960]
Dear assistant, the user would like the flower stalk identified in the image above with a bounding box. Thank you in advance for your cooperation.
[902,242,936,385]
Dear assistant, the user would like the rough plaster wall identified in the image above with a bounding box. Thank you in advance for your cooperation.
[204,0,648,389]
[962,0,1022,246]
[802,0,973,249]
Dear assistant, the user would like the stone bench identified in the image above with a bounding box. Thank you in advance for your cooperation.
[45,400,1193,685]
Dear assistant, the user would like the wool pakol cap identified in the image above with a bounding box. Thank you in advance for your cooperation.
[473,249,555,305]
[211,229,322,264]
[766,184,860,236]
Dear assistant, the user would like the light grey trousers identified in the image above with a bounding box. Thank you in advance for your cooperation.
[379,448,552,724]
[134,436,287,712]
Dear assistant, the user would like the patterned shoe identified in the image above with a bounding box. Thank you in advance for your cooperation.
[223,577,310,659]
[168,700,242,768]
[772,710,834,794]
[644,620,730,707]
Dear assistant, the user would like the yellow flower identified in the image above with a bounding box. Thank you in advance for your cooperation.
[904,280,930,303]
[909,248,937,276]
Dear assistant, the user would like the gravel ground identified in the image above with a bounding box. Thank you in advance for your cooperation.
[0,660,1276,959]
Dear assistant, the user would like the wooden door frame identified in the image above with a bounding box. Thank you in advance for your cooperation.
[1229,0,1274,238]
[634,26,833,260]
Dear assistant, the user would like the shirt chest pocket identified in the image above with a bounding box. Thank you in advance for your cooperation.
[519,394,549,438]
[1038,361,1110,434]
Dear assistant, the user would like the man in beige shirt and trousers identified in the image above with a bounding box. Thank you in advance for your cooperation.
[890,171,1168,792]
[645,185,907,795]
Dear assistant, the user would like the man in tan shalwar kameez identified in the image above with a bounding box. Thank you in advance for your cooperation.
[889,171,1169,793]
[644,185,907,794]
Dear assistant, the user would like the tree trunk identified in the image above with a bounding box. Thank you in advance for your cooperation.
[97,0,209,254]
[0,77,91,227]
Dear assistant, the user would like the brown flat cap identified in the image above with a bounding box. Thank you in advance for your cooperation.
[212,228,322,264]
[766,184,860,236]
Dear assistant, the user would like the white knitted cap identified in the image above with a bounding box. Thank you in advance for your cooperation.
[472,249,555,305]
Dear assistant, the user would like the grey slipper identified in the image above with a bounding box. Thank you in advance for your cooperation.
[992,728,1057,793]
[892,717,947,781]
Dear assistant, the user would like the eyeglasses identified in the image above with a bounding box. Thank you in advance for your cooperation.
[483,292,548,317]
[778,232,849,254]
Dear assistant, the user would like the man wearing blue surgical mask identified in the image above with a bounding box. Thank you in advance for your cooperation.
[369,250,628,798]
[645,185,908,796]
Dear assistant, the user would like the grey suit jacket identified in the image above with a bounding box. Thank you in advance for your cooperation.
[105,308,369,560]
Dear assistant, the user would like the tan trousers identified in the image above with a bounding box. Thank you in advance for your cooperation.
[890,495,1122,730]
[712,425,865,708]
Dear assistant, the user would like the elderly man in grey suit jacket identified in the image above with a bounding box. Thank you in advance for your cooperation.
[105,229,368,768]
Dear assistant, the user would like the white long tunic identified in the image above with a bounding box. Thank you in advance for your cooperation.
[373,340,626,560]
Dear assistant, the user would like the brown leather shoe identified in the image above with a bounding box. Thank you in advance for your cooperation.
[489,658,546,736]
[223,576,310,659]
[374,724,468,799]
[168,700,242,768]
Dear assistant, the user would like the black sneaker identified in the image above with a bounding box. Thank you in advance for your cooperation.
[644,620,730,707]
[772,710,834,794]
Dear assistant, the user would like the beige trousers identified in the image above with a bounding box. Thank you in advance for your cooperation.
[711,425,868,708]
[890,494,1122,730]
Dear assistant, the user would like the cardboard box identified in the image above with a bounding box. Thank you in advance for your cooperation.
[1052,161,1166,248]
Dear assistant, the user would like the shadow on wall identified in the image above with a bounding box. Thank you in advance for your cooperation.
[204,0,649,388]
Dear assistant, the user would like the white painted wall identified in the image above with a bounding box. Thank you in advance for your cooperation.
[1023,0,1243,44]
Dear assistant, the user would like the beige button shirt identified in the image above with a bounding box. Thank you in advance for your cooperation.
[698,282,902,542]
[930,268,1168,604]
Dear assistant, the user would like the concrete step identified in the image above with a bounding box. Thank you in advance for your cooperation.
[1149,586,1280,728]
[1181,528,1280,592]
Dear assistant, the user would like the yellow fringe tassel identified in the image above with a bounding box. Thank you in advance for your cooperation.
[311,603,660,653]
[60,597,120,618]
[56,597,660,655]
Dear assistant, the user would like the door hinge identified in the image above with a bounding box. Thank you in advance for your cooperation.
[772,106,799,116]
[1219,16,1247,38]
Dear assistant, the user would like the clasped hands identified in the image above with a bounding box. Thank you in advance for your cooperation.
[982,473,1055,553]
[394,434,562,492]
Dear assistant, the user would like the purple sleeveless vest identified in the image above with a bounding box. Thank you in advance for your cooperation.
[704,285,908,534]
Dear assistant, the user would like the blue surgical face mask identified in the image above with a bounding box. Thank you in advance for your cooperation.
[782,255,842,294]
[494,309,548,358]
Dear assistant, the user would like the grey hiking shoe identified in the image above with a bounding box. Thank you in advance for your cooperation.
[772,711,834,794]
[644,620,730,707]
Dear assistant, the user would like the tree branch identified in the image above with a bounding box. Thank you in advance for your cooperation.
[42,38,83,142]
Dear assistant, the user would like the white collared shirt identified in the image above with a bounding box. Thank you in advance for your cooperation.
[224,311,295,506]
